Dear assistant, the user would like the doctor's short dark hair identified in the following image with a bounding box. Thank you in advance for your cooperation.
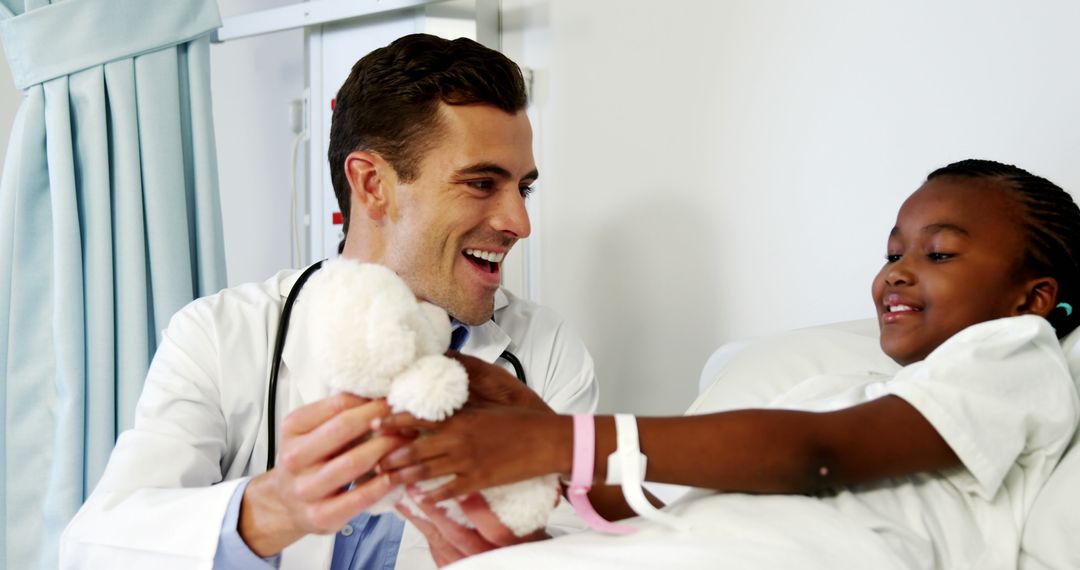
[927,158,1080,338]
[328,33,528,241]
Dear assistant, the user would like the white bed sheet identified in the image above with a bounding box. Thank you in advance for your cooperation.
[449,491,912,570]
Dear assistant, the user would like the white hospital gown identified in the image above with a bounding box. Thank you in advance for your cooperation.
[449,316,1079,570]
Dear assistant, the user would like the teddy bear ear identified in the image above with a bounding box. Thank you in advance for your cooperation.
[416,301,453,353]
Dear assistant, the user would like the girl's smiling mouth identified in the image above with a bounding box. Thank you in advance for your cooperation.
[882,295,923,323]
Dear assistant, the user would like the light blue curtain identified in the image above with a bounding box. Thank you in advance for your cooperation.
[0,0,226,568]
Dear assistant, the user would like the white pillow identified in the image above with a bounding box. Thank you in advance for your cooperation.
[688,318,897,415]
[687,318,1080,568]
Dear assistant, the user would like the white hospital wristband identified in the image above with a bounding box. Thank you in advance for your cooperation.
[607,414,690,531]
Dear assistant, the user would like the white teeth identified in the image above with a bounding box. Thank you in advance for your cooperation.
[464,249,505,263]
[889,305,913,312]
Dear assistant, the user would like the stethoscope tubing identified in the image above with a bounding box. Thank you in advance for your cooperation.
[266,260,325,471]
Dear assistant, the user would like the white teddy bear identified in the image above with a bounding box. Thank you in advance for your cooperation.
[299,258,558,537]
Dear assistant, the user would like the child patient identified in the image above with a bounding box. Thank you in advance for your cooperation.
[376,159,1080,569]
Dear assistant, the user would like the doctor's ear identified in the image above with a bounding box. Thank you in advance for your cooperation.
[345,151,395,220]
[1016,277,1058,318]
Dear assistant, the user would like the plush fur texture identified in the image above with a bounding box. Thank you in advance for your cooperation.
[302,258,558,536]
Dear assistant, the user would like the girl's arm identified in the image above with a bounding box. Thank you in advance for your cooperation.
[376,358,959,519]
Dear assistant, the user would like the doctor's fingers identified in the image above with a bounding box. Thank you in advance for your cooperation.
[457,493,539,547]
[404,489,502,556]
[393,505,466,567]
[289,434,410,503]
[297,473,396,534]
[279,393,374,436]
[278,400,392,472]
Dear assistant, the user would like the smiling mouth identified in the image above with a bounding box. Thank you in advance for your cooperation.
[463,248,505,274]
[886,304,921,313]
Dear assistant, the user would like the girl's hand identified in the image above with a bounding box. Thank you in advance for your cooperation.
[448,352,551,412]
[374,407,572,502]
[394,491,548,567]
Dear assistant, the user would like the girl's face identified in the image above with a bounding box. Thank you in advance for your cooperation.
[872,177,1037,365]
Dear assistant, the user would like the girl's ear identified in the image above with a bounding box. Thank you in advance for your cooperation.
[1016,277,1059,318]
[345,151,394,220]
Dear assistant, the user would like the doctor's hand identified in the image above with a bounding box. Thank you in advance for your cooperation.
[448,352,551,412]
[395,489,549,567]
[375,407,571,503]
[239,394,408,557]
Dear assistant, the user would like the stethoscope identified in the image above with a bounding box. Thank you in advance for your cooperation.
[265,260,527,470]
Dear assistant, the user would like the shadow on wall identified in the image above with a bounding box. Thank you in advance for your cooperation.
[583,192,726,415]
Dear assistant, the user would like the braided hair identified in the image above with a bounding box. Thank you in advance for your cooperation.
[927,159,1080,338]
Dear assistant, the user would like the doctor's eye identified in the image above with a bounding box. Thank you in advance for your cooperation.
[519,185,536,199]
[466,179,495,191]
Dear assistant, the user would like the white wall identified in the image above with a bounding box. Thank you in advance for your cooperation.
[4,1,1079,417]
[212,0,306,287]
[502,0,1080,414]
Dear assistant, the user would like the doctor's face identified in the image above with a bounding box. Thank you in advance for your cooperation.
[378,104,535,325]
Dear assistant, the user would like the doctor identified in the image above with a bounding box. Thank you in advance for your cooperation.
[60,33,597,569]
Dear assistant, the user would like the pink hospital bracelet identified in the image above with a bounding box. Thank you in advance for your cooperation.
[566,414,635,534]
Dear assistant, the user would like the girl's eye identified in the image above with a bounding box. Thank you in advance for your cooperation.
[885,254,901,263]
[519,185,535,199]
[927,252,954,262]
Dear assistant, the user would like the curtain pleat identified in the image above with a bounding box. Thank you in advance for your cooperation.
[3,87,53,568]
[0,1,225,567]
[103,57,150,436]
[69,65,115,496]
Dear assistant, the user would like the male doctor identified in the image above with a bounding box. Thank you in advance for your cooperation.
[60,34,597,569]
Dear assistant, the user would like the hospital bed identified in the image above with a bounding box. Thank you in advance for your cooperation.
[689,318,1080,569]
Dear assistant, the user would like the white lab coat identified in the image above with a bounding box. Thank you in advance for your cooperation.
[59,267,598,569]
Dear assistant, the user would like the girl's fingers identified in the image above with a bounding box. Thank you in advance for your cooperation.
[386,455,465,487]
[373,411,439,433]
[378,435,457,472]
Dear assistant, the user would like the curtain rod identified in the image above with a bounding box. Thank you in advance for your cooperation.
[213,0,450,43]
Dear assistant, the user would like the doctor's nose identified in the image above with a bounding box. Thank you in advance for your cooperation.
[490,188,531,238]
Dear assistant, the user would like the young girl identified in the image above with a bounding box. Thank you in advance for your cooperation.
[376,159,1080,569]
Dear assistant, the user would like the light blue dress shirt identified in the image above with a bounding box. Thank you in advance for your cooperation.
[213,322,471,569]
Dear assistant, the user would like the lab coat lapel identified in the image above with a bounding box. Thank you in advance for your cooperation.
[460,289,512,364]
[279,272,332,410]
[269,268,338,569]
